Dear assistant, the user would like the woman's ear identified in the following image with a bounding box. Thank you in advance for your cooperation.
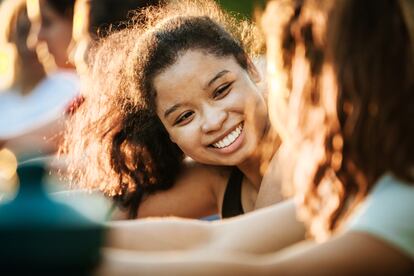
[246,56,262,84]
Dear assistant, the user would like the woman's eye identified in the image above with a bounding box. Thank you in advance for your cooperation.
[213,82,233,99]
[174,111,194,125]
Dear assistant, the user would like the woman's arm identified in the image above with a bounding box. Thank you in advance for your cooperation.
[105,199,305,254]
[261,231,414,275]
[97,230,414,276]
[95,248,268,276]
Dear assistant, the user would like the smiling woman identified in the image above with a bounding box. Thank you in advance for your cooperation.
[63,0,283,220]
[154,49,266,166]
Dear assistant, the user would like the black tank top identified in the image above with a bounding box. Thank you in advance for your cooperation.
[221,167,244,218]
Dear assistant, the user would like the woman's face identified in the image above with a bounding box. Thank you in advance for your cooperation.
[154,50,268,166]
[32,0,73,69]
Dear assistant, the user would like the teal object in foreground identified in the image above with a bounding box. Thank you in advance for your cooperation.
[0,159,104,275]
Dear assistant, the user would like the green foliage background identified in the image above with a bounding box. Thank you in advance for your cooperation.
[216,0,266,20]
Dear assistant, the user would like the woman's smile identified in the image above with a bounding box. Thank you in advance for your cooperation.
[209,122,244,154]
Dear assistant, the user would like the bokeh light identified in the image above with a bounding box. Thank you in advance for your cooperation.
[0,148,18,201]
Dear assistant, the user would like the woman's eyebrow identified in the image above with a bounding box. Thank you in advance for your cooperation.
[164,103,182,118]
[164,70,230,118]
[204,70,229,89]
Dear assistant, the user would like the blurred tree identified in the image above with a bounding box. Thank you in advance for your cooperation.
[216,0,266,20]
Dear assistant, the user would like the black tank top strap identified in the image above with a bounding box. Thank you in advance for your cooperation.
[221,167,244,218]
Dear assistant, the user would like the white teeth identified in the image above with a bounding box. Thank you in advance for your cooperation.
[212,124,243,149]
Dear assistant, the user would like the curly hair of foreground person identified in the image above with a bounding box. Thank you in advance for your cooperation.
[276,0,414,240]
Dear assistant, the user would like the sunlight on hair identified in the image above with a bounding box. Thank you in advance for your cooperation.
[320,64,343,172]
[26,0,40,21]
[0,148,18,200]
[0,0,22,90]
[0,44,15,90]
[0,148,17,180]
[262,1,293,145]
[73,0,89,42]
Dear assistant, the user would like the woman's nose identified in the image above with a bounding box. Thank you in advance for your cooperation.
[201,106,227,133]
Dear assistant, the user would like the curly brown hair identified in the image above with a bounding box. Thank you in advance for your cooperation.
[62,0,264,218]
[276,0,414,239]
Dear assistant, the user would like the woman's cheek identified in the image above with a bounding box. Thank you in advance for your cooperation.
[170,126,198,149]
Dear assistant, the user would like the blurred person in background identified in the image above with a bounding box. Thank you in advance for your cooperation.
[0,0,43,197]
[0,0,79,198]
[0,0,77,160]
[26,0,80,119]
[26,0,80,122]
[0,0,45,93]
[27,0,75,70]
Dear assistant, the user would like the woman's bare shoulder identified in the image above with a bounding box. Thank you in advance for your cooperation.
[180,159,233,200]
[135,160,232,219]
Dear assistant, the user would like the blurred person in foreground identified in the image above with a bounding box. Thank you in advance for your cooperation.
[94,0,414,274]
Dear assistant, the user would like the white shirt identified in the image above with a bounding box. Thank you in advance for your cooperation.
[0,70,79,139]
[347,173,414,259]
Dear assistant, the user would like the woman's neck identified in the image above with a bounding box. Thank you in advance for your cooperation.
[238,122,279,191]
[238,155,263,190]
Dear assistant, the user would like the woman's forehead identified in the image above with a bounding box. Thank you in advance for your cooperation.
[153,50,239,91]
